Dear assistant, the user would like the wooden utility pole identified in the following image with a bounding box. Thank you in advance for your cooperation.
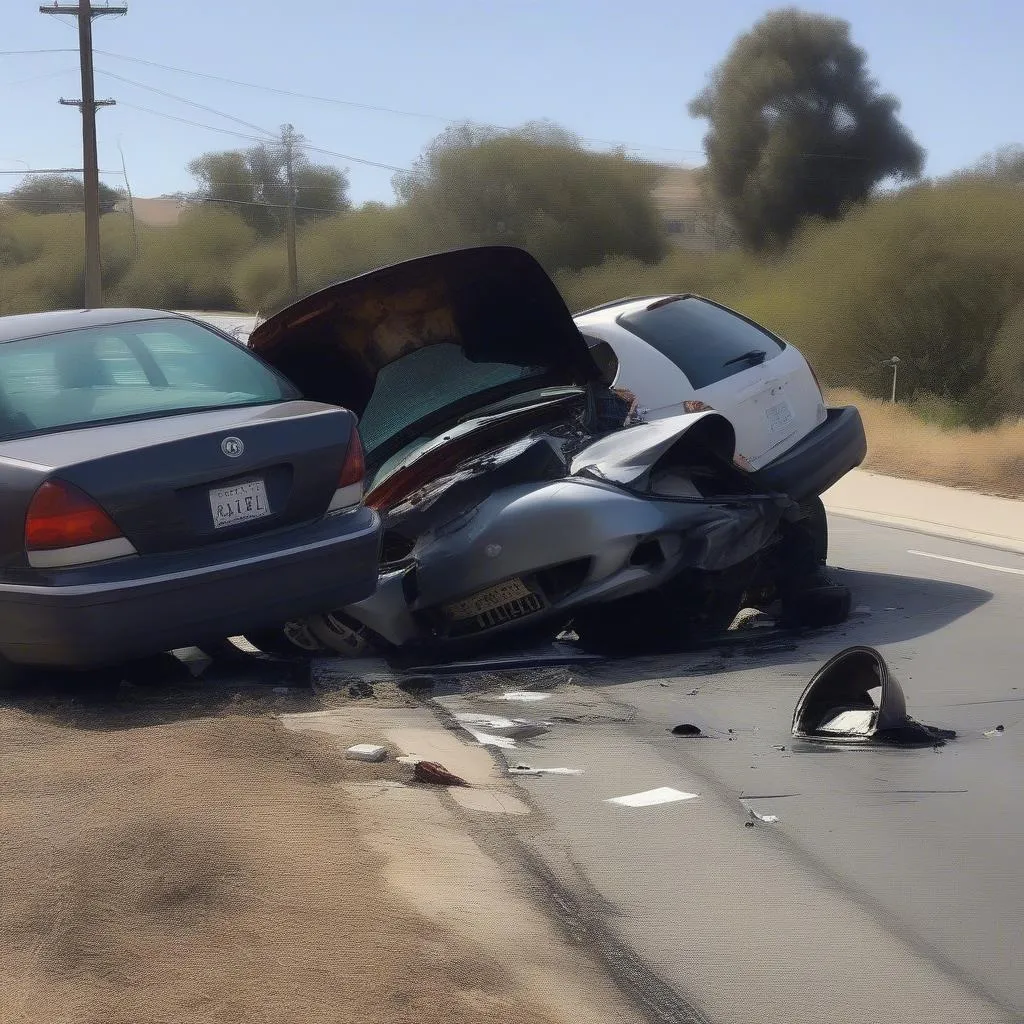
[41,0,126,308]
[281,124,299,300]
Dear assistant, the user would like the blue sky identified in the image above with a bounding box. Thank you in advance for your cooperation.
[2,0,1021,205]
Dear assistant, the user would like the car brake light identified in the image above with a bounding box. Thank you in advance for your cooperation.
[328,429,366,511]
[365,433,483,512]
[339,429,365,487]
[25,480,123,551]
[805,357,825,398]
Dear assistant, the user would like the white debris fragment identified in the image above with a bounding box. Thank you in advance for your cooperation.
[228,635,261,654]
[453,712,551,744]
[747,808,780,824]
[345,744,388,763]
[501,691,552,702]
[463,730,518,749]
[686,687,700,696]
[606,787,699,808]
[508,765,584,776]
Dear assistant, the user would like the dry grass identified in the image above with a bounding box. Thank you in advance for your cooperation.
[830,389,1024,497]
[0,699,567,1024]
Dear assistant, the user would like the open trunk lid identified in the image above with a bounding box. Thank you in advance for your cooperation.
[249,246,602,469]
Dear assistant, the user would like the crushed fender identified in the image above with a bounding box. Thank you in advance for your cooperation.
[792,645,956,747]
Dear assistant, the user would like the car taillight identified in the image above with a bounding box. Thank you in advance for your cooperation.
[365,433,482,512]
[327,429,366,512]
[339,429,365,487]
[23,480,137,568]
[25,480,122,551]
[806,357,825,398]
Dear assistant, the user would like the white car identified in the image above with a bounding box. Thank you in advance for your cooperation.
[574,294,832,472]
[574,293,867,566]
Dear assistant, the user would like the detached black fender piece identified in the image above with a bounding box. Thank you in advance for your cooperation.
[793,646,956,747]
[750,406,867,502]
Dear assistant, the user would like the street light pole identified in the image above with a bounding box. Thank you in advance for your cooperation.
[881,356,901,404]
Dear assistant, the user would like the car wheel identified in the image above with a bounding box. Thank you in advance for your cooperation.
[306,610,383,658]
[802,495,829,566]
[573,583,743,655]
[243,622,326,657]
[779,573,852,629]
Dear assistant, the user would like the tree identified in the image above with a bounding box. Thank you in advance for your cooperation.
[393,122,667,272]
[5,174,124,215]
[689,8,925,249]
[957,145,1024,186]
[188,130,350,238]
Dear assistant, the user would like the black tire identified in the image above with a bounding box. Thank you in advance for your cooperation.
[779,580,852,629]
[243,623,325,657]
[573,582,744,656]
[802,495,829,566]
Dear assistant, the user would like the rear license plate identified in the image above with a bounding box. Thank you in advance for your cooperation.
[766,400,794,433]
[444,578,535,621]
[209,479,270,529]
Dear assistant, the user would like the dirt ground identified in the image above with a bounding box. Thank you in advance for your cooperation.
[0,678,632,1024]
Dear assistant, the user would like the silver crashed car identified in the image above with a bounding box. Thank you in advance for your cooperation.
[249,246,865,659]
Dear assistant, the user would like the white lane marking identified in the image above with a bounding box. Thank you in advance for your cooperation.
[908,549,1024,577]
[606,787,699,808]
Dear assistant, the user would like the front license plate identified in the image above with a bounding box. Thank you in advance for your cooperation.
[766,400,794,433]
[209,479,270,529]
[444,578,534,621]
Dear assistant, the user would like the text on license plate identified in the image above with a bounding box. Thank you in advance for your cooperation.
[444,578,534,621]
[209,479,270,529]
[766,400,794,433]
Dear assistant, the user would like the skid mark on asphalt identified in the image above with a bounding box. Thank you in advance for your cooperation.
[908,549,1024,577]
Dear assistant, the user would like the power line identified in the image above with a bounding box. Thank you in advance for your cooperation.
[94,67,277,137]
[119,101,410,172]
[0,48,79,55]
[93,48,704,157]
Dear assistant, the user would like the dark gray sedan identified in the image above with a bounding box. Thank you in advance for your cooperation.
[0,308,381,670]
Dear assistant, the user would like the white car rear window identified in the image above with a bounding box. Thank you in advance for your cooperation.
[616,297,784,390]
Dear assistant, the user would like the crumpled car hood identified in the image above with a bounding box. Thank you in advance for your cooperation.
[248,246,602,460]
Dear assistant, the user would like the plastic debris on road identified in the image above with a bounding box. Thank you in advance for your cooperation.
[501,691,552,702]
[414,761,469,787]
[746,808,780,824]
[606,787,699,808]
[345,743,388,763]
[671,723,702,737]
[508,764,584,776]
[792,645,956,748]
[984,724,1005,737]
[453,712,551,747]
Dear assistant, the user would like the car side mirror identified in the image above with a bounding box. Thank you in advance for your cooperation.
[587,340,619,387]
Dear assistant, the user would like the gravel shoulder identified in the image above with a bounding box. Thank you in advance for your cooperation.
[0,678,641,1024]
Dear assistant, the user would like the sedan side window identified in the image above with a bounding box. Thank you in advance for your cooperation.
[616,297,784,390]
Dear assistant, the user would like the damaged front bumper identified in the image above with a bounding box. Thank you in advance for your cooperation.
[340,476,792,652]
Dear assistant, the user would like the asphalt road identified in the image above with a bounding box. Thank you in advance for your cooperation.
[439,515,1024,1024]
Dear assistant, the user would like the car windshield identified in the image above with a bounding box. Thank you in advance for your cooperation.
[0,317,298,440]
[357,341,557,455]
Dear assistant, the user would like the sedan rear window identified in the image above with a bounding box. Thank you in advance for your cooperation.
[0,317,298,440]
[616,297,784,390]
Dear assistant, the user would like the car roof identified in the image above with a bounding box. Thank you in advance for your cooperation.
[0,307,189,345]
[573,295,686,322]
